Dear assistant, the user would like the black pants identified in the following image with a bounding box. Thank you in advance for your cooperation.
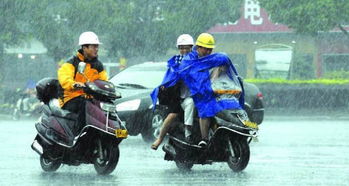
[62,96,86,133]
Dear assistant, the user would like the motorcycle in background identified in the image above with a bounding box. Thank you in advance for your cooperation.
[12,89,42,120]
[0,89,19,115]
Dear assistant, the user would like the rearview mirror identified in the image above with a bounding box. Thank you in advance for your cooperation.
[78,62,86,74]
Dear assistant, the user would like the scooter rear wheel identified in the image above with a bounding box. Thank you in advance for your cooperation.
[94,142,120,175]
[227,138,250,172]
[40,156,61,172]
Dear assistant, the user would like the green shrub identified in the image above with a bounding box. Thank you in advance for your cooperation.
[245,78,349,85]
[244,79,349,110]
[323,70,349,79]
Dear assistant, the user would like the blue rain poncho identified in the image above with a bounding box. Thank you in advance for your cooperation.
[151,50,245,118]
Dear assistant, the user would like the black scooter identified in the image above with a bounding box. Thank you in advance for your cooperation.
[31,62,128,175]
[162,109,258,172]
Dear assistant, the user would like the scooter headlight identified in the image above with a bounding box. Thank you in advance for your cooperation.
[88,83,98,91]
[100,102,116,112]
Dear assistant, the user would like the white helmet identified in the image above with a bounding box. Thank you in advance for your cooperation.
[78,31,102,45]
[176,34,194,47]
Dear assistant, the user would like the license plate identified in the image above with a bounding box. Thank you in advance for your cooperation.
[115,129,128,138]
[243,120,258,129]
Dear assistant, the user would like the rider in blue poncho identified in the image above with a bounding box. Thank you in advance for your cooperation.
[151,33,246,147]
[151,34,195,150]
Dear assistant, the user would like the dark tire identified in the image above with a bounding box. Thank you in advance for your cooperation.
[94,143,120,175]
[141,109,167,142]
[227,138,250,172]
[175,161,193,171]
[40,156,61,172]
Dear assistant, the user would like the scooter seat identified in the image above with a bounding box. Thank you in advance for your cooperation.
[43,100,77,120]
[51,106,76,120]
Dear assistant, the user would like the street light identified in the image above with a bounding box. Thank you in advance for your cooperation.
[53,14,67,23]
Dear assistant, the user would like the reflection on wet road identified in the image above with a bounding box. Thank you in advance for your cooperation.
[0,117,348,185]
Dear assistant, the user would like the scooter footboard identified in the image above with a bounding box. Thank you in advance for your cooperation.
[165,137,203,161]
[35,114,78,146]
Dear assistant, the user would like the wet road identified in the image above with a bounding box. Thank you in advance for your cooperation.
[0,116,348,186]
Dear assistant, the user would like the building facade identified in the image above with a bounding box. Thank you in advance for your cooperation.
[208,0,349,79]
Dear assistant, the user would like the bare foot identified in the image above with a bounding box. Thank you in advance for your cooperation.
[151,138,162,150]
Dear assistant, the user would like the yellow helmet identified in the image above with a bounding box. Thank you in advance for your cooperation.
[196,33,215,49]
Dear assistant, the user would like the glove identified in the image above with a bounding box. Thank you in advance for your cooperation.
[73,82,86,89]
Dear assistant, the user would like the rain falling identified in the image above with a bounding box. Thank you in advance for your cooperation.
[0,0,348,185]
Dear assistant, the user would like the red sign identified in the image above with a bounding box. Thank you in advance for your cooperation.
[209,0,349,34]
[208,0,292,33]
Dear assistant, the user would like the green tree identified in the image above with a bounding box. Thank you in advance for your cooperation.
[0,0,31,83]
[28,0,83,61]
[5,0,243,63]
[104,0,243,59]
[258,0,349,36]
[30,0,243,60]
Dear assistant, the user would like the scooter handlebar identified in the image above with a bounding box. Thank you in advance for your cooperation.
[73,83,86,89]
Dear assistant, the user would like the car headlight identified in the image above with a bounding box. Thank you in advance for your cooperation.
[116,99,141,111]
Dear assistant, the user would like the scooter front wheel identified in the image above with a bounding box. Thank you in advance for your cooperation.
[94,142,120,175]
[227,137,250,172]
[175,161,193,171]
[40,156,61,172]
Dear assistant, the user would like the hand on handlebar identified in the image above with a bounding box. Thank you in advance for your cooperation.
[73,82,86,89]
